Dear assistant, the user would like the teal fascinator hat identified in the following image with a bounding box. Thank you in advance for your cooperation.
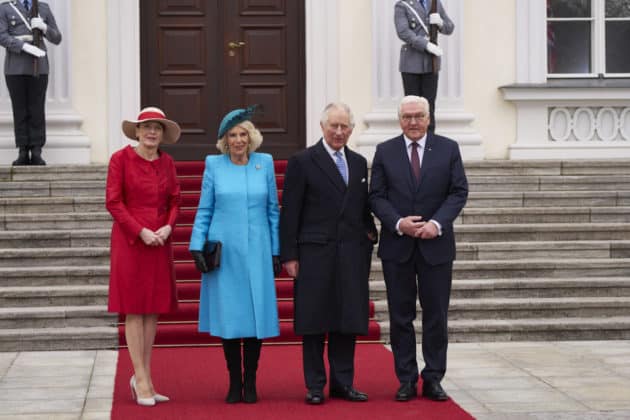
[217,105,259,139]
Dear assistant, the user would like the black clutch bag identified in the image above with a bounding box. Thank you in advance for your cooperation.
[203,240,222,271]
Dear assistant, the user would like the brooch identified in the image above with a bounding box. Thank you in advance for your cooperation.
[255,164,261,170]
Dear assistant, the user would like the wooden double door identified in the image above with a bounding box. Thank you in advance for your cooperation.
[140,0,305,160]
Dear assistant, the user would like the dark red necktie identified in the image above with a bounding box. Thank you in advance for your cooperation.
[410,142,421,183]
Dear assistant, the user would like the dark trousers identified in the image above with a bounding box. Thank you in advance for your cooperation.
[5,74,49,148]
[303,332,356,392]
[382,245,452,384]
[401,72,438,133]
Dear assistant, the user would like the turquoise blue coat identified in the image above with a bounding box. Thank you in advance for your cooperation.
[189,153,280,339]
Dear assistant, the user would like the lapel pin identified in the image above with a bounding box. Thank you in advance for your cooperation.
[255,164,261,170]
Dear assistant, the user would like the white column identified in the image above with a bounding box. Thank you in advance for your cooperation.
[107,0,140,155]
[0,0,90,164]
[358,0,483,162]
[305,0,338,145]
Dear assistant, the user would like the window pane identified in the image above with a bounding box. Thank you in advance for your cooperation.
[547,0,591,18]
[606,21,630,72]
[606,0,630,18]
[548,21,592,73]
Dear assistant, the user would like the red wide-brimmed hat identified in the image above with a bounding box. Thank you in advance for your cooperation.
[121,107,181,144]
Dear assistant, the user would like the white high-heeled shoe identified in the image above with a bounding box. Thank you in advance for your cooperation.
[153,393,170,403]
[130,376,156,407]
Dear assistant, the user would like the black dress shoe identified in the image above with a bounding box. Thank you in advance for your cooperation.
[12,148,29,166]
[395,382,417,401]
[422,381,448,401]
[305,390,324,405]
[330,385,368,402]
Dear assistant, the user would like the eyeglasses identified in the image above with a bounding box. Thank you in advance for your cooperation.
[401,113,427,123]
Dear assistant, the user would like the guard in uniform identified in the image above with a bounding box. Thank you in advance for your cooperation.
[0,0,61,165]
[394,0,453,133]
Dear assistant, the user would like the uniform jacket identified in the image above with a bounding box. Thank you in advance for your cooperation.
[395,0,454,74]
[0,0,62,75]
[280,140,378,335]
[369,134,468,265]
[106,146,180,314]
[189,153,280,339]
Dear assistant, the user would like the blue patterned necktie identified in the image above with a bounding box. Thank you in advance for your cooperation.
[420,0,427,10]
[334,151,348,185]
[23,0,30,11]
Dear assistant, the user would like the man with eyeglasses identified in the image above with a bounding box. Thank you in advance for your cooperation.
[394,0,454,133]
[0,0,62,165]
[369,95,468,402]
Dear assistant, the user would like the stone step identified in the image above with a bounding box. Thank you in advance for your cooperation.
[0,248,109,267]
[0,180,105,198]
[457,206,630,224]
[0,285,109,307]
[2,191,629,216]
[468,175,630,192]
[0,326,118,351]
[0,306,117,329]
[369,258,630,279]
[373,297,630,321]
[455,223,630,242]
[369,277,630,300]
[456,240,630,260]
[0,229,110,248]
[0,197,104,215]
[6,165,108,181]
[0,266,108,287]
[464,159,630,176]
[378,316,630,342]
[466,191,630,208]
[0,213,111,231]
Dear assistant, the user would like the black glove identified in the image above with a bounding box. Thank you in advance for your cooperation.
[273,256,282,277]
[191,250,209,273]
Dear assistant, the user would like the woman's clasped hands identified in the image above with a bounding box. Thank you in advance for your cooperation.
[140,225,172,247]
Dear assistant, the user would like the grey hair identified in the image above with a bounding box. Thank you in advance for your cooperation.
[320,102,355,128]
[397,95,430,117]
[216,120,263,155]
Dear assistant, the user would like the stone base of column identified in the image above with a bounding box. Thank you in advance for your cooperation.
[0,111,90,165]
[357,108,484,163]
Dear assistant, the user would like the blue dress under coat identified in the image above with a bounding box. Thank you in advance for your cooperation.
[189,153,280,339]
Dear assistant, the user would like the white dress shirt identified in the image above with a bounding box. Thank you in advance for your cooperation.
[322,139,348,182]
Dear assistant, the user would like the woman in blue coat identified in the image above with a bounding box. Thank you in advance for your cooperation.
[189,106,281,404]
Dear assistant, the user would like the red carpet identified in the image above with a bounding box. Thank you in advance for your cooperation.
[119,160,381,346]
[111,344,474,420]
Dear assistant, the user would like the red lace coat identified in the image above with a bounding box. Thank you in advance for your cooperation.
[106,145,180,314]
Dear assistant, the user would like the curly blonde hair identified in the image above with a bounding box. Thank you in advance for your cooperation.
[216,120,263,155]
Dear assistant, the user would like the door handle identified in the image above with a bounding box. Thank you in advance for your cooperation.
[228,41,246,49]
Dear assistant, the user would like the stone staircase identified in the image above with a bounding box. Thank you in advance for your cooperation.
[0,165,117,351]
[2,160,630,350]
[373,160,630,342]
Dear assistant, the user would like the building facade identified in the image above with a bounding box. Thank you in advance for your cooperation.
[0,0,628,165]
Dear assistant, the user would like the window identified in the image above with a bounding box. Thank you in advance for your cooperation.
[547,0,630,77]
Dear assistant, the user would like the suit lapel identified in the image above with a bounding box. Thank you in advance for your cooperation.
[312,139,346,193]
[417,133,435,190]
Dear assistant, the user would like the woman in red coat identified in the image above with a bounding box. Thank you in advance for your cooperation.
[106,107,181,407]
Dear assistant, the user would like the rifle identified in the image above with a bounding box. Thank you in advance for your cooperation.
[429,0,438,73]
[31,0,41,76]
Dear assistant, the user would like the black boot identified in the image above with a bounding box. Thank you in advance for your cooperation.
[30,146,46,166]
[222,339,242,403]
[243,338,262,403]
[12,147,29,165]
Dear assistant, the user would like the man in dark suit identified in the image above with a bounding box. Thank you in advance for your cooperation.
[280,102,378,405]
[369,95,467,402]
